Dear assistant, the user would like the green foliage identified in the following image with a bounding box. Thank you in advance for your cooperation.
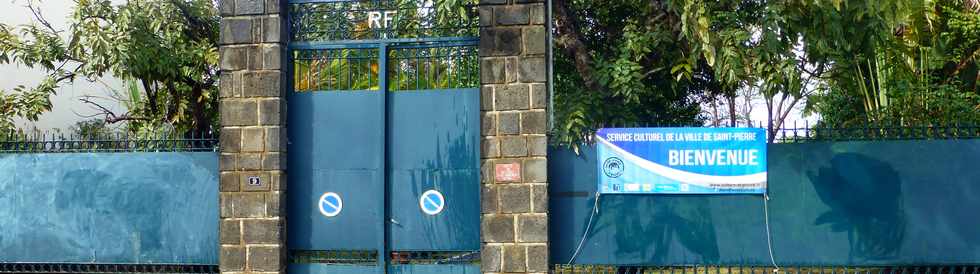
[553,0,980,145]
[292,47,479,92]
[69,119,118,137]
[0,81,57,130]
[0,0,219,135]
[551,0,711,146]
[805,0,980,126]
[294,49,382,91]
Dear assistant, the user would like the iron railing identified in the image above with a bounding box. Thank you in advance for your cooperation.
[293,48,382,92]
[289,250,379,265]
[291,41,478,93]
[388,251,480,265]
[771,123,980,143]
[551,265,980,274]
[388,44,479,91]
[288,250,480,265]
[0,131,218,153]
[0,263,218,273]
[288,0,479,43]
[585,122,980,143]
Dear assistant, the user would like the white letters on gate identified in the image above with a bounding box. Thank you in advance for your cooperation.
[368,11,398,29]
[368,11,382,28]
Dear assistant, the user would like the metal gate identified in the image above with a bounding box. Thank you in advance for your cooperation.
[285,1,480,273]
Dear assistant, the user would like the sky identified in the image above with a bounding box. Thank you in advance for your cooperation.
[1,0,124,131]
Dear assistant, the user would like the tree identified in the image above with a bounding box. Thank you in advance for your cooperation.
[552,0,825,143]
[550,0,716,146]
[552,0,980,144]
[69,118,118,137]
[0,0,219,135]
[805,0,980,127]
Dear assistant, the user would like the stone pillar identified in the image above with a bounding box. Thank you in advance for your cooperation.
[479,1,549,273]
[217,0,286,272]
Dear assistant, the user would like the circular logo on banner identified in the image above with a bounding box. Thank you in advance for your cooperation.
[603,157,625,178]
[318,192,343,217]
[419,190,446,215]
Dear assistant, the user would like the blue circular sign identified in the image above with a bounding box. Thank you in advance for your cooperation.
[318,192,342,217]
[419,190,445,215]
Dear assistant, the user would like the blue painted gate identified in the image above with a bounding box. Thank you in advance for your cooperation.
[286,1,481,273]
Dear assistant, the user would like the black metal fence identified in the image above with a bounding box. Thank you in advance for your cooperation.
[0,263,218,274]
[591,122,980,143]
[0,131,217,153]
[551,265,980,274]
[388,251,481,265]
[288,250,481,265]
[772,123,980,142]
[289,250,379,265]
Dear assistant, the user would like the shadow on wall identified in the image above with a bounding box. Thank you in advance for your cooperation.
[55,169,168,253]
[595,197,721,263]
[807,152,906,261]
[0,153,218,264]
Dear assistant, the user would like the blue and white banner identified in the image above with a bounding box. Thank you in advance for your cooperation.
[597,127,767,194]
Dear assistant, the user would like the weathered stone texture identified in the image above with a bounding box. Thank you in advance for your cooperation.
[219,0,284,272]
[480,0,549,272]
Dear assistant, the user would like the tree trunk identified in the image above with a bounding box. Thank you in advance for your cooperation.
[727,93,737,127]
[552,0,606,94]
[142,79,159,116]
[189,84,210,137]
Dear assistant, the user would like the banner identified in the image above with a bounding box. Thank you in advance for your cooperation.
[596,127,767,194]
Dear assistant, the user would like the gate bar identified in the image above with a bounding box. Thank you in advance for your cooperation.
[290,37,478,50]
[378,42,389,274]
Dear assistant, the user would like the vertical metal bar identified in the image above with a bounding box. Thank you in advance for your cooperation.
[314,50,321,91]
[347,48,353,90]
[451,46,457,88]
[546,0,554,130]
[462,46,469,87]
[792,120,797,142]
[434,47,441,89]
[427,47,431,89]
[359,48,364,90]
[328,49,335,90]
[336,49,343,90]
[378,42,389,274]
[415,48,420,90]
[372,48,378,90]
[308,50,314,91]
[385,48,391,90]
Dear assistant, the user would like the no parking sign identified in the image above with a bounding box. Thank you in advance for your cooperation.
[318,192,343,217]
[419,190,445,215]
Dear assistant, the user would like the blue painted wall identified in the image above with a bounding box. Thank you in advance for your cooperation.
[550,140,980,266]
[0,152,218,264]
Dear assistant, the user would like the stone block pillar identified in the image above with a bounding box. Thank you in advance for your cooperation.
[479,0,549,273]
[217,0,286,272]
